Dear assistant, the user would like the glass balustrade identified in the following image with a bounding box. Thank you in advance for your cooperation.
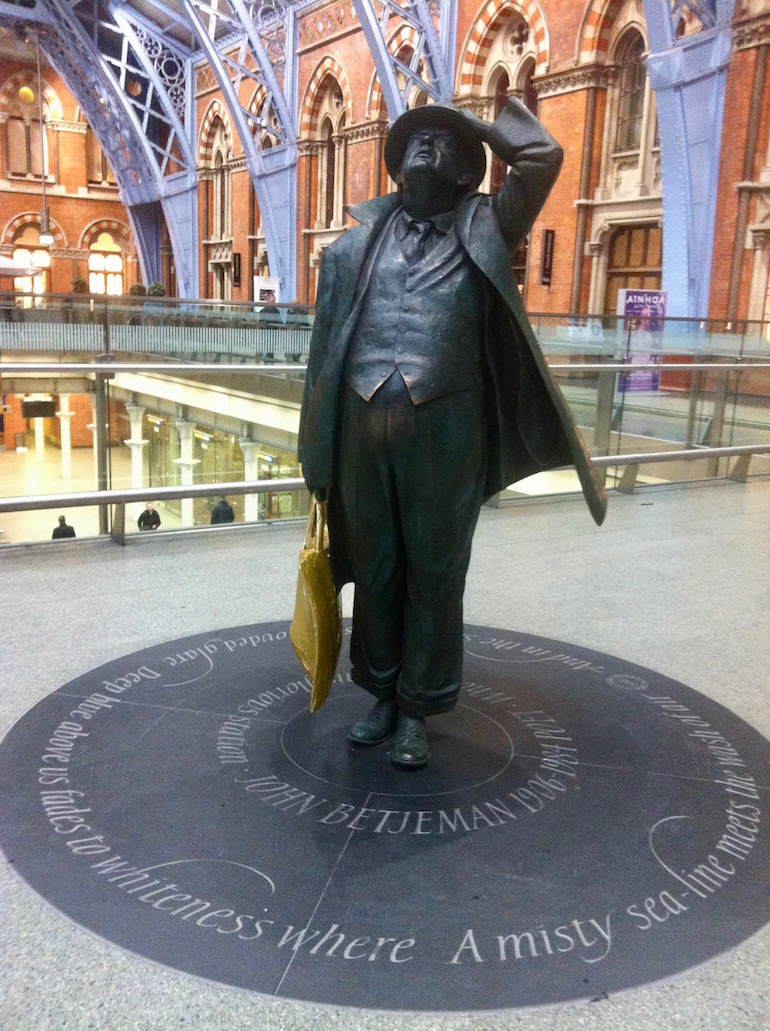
[1,294,768,544]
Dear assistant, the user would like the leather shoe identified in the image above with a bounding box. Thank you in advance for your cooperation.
[390,713,429,770]
[349,699,398,745]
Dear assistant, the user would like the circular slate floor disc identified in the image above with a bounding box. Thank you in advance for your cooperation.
[1,622,768,1013]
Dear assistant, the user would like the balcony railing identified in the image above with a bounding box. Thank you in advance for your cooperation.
[2,311,769,544]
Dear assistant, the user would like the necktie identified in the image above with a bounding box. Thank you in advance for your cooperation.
[401,219,431,265]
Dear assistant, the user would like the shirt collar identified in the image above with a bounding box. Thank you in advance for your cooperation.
[394,207,455,239]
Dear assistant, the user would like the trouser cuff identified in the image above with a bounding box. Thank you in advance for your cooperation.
[351,666,397,701]
[396,693,458,719]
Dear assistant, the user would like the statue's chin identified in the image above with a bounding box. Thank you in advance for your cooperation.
[401,164,454,192]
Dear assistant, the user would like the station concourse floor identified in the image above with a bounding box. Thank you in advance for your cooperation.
[1,477,769,1031]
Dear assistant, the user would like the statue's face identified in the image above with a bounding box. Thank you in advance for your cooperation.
[400,126,471,188]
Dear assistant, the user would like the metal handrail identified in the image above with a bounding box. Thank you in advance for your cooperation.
[2,291,769,332]
[550,362,770,372]
[0,362,307,374]
[2,361,769,375]
[0,478,306,515]
[1,445,769,519]
[591,443,770,467]
[0,290,313,313]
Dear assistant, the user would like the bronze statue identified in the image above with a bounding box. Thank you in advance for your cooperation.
[299,98,606,770]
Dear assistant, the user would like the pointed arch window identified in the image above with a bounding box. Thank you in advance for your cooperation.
[208,118,230,241]
[489,70,511,195]
[321,118,335,229]
[214,151,227,238]
[519,56,538,116]
[615,31,646,153]
[5,94,45,178]
[314,80,346,230]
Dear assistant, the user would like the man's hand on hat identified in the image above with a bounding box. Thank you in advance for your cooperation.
[457,107,492,142]
[457,103,521,156]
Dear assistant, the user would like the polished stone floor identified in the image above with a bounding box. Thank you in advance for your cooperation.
[1,476,769,1031]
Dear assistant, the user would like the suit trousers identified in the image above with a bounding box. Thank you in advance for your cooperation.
[337,371,487,718]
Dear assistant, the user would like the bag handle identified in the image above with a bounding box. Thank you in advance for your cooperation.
[303,494,327,552]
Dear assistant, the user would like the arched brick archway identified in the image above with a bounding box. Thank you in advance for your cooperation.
[300,56,353,136]
[79,219,133,252]
[458,0,549,94]
[198,100,234,163]
[577,0,624,64]
[3,212,67,248]
[0,70,62,118]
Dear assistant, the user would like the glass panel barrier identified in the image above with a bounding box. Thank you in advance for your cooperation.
[1,300,769,542]
[504,317,770,500]
[0,290,315,361]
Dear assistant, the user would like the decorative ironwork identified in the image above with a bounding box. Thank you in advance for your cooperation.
[133,27,187,120]
[37,3,152,189]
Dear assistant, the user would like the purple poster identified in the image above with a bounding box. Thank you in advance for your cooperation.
[616,289,667,393]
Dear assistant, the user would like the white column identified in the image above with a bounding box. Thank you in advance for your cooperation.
[635,81,654,197]
[239,438,260,522]
[173,420,200,528]
[587,240,605,315]
[34,417,45,462]
[595,68,618,200]
[56,394,74,479]
[123,405,148,521]
[87,396,99,488]
[331,133,346,228]
[315,143,325,229]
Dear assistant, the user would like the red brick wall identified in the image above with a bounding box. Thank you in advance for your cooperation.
[0,391,113,451]
[708,42,770,321]
[708,45,756,319]
[231,170,251,302]
[528,90,587,313]
[0,391,26,450]
[0,58,136,296]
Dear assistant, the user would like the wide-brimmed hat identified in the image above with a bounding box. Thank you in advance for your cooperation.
[384,105,486,190]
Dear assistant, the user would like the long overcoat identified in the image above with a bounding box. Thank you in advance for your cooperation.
[299,100,607,586]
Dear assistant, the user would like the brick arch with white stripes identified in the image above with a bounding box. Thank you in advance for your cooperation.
[458,0,549,94]
[300,56,353,137]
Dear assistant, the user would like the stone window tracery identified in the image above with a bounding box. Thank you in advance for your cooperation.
[461,6,540,294]
[595,16,659,204]
[0,74,61,181]
[614,31,646,154]
[313,78,346,230]
[210,120,230,241]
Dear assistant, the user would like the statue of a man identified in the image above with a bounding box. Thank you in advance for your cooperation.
[299,98,606,770]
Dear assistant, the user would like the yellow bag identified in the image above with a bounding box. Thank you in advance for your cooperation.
[290,496,342,713]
